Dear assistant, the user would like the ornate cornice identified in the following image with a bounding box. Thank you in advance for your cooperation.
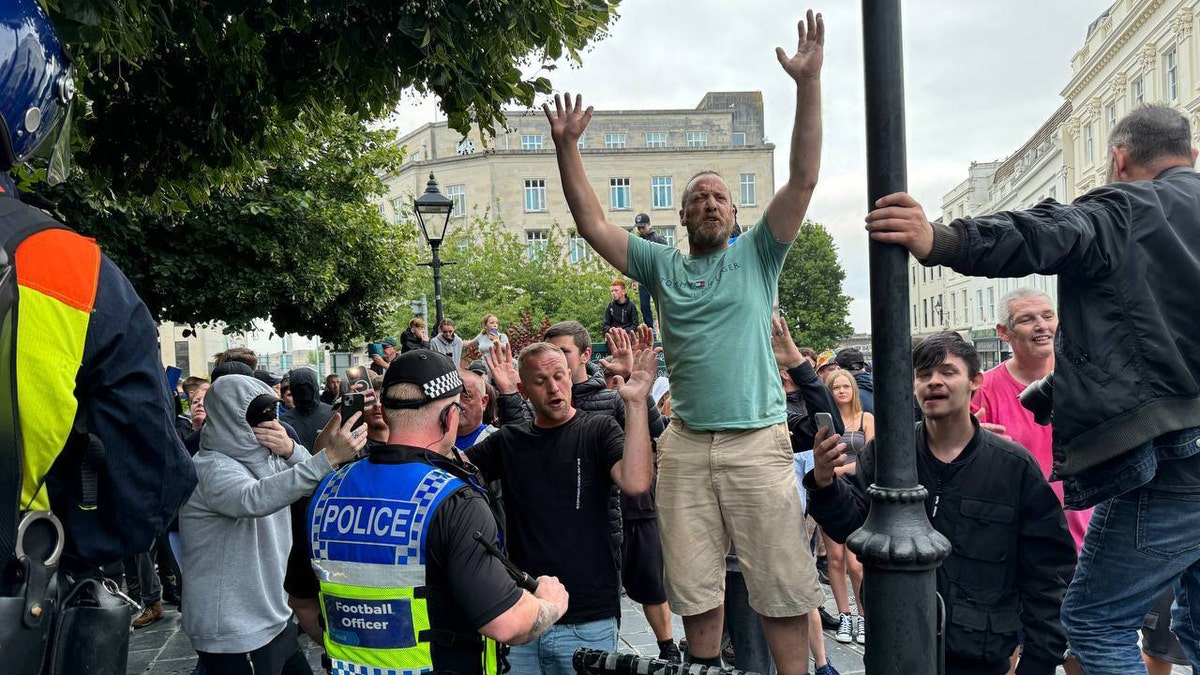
[1063,0,1168,100]
[1175,7,1194,40]
[1066,118,1082,140]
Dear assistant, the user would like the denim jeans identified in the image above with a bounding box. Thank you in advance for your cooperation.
[506,617,618,675]
[1061,428,1200,673]
[637,284,655,330]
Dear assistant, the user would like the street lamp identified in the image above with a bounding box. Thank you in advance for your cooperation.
[413,173,456,326]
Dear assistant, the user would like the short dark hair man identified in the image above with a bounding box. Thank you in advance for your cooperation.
[307,351,569,674]
[634,213,667,331]
[806,333,1075,675]
[470,341,657,674]
[866,104,1200,672]
[319,373,341,406]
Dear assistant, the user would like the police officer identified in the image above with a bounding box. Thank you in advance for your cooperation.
[308,350,569,674]
[0,2,198,673]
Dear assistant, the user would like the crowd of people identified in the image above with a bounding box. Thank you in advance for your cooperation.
[5,3,1200,675]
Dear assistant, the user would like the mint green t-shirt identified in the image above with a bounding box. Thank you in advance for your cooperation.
[627,216,790,430]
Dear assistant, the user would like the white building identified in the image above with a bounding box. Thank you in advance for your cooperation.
[910,0,1199,370]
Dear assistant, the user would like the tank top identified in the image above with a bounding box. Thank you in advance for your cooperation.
[841,412,868,463]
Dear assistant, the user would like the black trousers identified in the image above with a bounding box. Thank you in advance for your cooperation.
[197,624,313,675]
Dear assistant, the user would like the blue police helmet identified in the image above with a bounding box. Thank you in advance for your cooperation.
[0,0,74,171]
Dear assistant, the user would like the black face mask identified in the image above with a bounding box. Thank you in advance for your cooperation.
[245,393,280,427]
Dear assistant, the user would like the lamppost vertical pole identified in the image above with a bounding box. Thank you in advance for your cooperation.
[854,2,952,673]
[430,240,444,327]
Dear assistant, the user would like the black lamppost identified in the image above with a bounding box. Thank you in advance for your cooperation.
[413,173,455,326]
[855,1,952,673]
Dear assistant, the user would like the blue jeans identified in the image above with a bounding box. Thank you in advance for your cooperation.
[637,284,655,330]
[1062,428,1200,673]
[506,617,618,675]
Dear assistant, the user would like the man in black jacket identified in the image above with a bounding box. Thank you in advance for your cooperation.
[805,333,1074,675]
[866,105,1200,673]
[602,279,639,334]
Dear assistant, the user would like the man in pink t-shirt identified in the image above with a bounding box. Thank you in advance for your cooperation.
[971,288,1093,551]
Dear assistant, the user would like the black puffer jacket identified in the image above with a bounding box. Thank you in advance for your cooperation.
[806,423,1075,674]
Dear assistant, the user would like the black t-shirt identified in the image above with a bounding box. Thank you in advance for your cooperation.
[285,444,521,672]
[467,412,624,624]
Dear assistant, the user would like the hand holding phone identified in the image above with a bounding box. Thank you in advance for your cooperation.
[340,393,367,431]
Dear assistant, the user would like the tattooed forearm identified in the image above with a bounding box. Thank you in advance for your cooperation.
[511,599,559,645]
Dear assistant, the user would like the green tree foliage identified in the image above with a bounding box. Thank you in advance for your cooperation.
[50,109,412,346]
[44,0,620,213]
[393,216,616,344]
[777,220,853,351]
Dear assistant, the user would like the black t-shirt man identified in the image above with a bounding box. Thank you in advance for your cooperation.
[467,412,624,625]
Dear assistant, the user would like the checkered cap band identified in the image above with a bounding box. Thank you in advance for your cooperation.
[422,370,462,400]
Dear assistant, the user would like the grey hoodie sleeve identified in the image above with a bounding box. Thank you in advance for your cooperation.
[198,450,334,519]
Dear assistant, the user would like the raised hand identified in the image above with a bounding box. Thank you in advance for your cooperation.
[776,9,825,81]
[632,324,655,352]
[254,420,295,459]
[542,93,594,145]
[771,315,803,368]
[485,341,519,395]
[599,327,634,380]
[615,347,658,404]
[322,411,368,466]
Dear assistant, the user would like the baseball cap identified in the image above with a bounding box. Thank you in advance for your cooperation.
[465,359,489,377]
[835,348,866,371]
[381,350,464,409]
[815,350,838,370]
[635,213,651,226]
[380,336,398,348]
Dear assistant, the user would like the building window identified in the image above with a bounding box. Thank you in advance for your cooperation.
[986,287,996,322]
[1132,76,1144,106]
[732,131,746,147]
[1085,124,1094,164]
[521,134,543,150]
[977,289,984,323]
[577,134,585,149]
[174,340,190,375]
[1166,48,1178,101]
[645,132,667,148]
[963,291,969,323]
[656,226,676,247]
[410,150,422,163]
[923,298,929,328]
[610,177,631,210]
[686,131,708,148]
[446,184,466,217]
[604,133,626,149]
[1105,102,1117,131]
[524,179,546,212]
[651,176,673,209]
[739,173,756,206]
[390,197,406,227]
[525,230,548,259]
[950,293,957,324]
[568,230,591,263]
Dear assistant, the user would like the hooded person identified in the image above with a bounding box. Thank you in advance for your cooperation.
[281,367,334,451]
[179,374,365,674]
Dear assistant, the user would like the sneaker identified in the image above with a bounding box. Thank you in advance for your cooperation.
[132,600,163,629]
[658,640,682,663]
[854,613,866,645]
[818,606,840,630]
[835,613,853,643]
[814,660,842,675]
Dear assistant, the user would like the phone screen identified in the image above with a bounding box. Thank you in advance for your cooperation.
[815,412,834,432]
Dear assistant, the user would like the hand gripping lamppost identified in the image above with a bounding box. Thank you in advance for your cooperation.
[854,2,951,674]
[414,173,456,326]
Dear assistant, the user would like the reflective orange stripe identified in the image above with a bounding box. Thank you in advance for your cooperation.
[14,229,99,313]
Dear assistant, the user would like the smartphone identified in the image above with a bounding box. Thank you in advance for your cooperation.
[341,393,366,431]
[815,412,834,433]
[345,365,371,393]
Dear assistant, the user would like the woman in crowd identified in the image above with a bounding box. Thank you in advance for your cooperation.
[464,313,509,358]
[822,369,873,646]
[400,317,429,352]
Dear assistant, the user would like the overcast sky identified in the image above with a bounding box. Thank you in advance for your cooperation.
[388,1,1111,333]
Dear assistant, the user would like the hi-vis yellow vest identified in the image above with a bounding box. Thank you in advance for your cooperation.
[13,227,100,511]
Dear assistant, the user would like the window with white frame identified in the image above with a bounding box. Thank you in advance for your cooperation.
[739,173,756,206]
[604,133,626,149]
[390,197,405,227]
[446,184,466,217]
[1166,47,1178,101]
[525,230,548,259]
[1132,76,1144,106]
[656,226,676,247]
[732,131,746,147]
[976,289,984,323]
[686,131,708,147]
[524,179,546,212]
[521,134,543,151]
[645,132,667,148]
[986,287,996,321]
[1105,102,1117,131]
[963,291,969,322]
[1085,124,1094,164]
[651,176,673,209]
[610,178,631,210]
[568,230,591,263]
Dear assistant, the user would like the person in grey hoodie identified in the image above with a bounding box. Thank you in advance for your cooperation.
[179,374,365,674]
